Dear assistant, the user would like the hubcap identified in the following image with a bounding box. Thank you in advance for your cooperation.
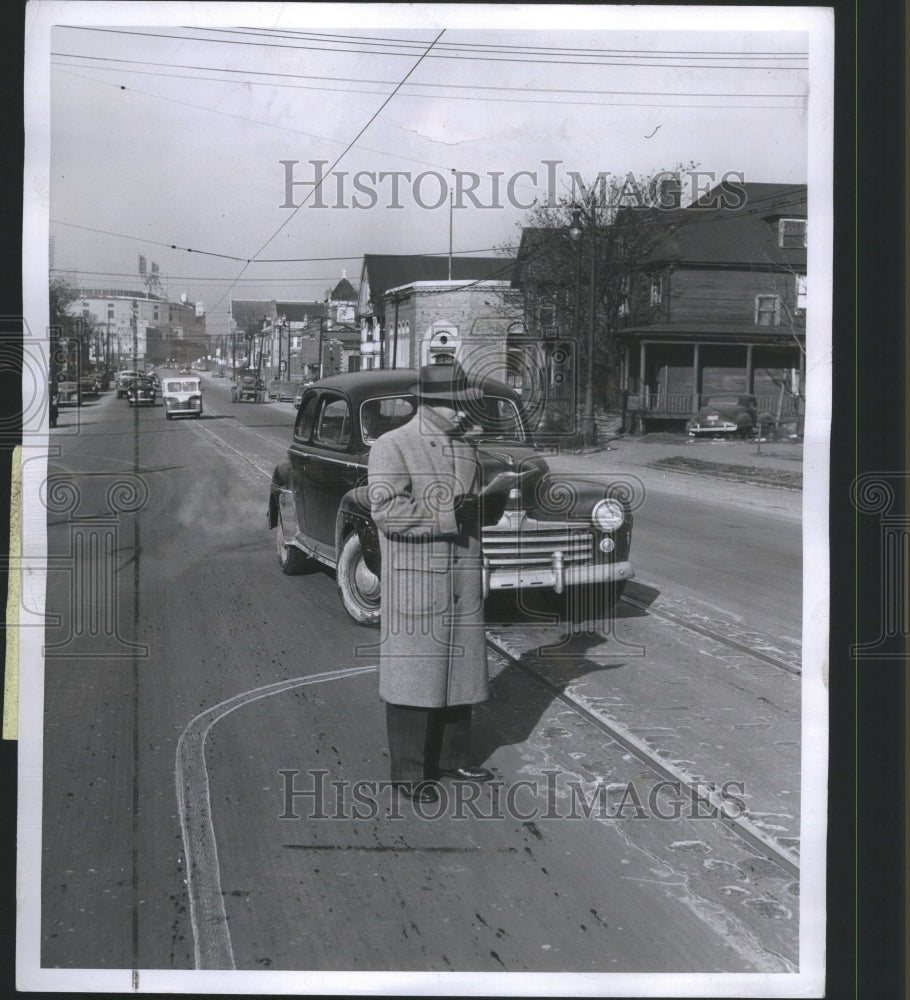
[352,557,380,603]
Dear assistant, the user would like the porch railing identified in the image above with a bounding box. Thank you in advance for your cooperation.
[640,392,802,417]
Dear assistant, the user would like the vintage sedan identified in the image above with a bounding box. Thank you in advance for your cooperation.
[55,380,81,407]
[126,376,157,407]
[267,370,634,626]
[687,394,763,438]
[115,369,142,399]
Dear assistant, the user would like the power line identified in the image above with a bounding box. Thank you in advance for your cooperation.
[64,25,808,70]
[51,52,807,100]
[208,28,448,315]
[51,64,806,111]
[221,27,809,60]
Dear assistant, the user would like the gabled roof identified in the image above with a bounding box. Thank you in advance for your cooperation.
[277,301,328,323]
[360,254,514,307]
[640,182,807,269]
[331,277,357,302]
[511,228,574,286]
[230,299,276,328]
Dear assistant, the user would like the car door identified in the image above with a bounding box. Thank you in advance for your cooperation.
[297,391,362,552]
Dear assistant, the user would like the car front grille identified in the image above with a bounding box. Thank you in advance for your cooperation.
[481,527,594,568]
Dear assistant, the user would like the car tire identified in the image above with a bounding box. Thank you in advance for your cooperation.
[336,532,381,627]
[276,507,310,576]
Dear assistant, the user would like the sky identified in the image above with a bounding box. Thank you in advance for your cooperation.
[33,3,822,338]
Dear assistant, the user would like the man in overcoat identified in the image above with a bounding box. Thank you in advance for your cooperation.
[368,360,495,804]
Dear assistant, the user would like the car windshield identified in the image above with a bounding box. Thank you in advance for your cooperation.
[356,392,525,445]
[473,395,526,440]
[166,381,198,392]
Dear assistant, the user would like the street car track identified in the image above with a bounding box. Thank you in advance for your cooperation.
[620,590,802,677]
[484,633,801,881]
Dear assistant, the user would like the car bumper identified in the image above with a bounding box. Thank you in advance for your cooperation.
[483,558,633,597]
[689,421,737,435]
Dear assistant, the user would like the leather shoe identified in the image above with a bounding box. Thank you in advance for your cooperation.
[394,781,439,804]
[437,766,494,783]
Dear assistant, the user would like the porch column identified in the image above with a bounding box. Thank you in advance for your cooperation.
[745,343,754,392]
[692,342,700,412]
[639,342,647,406]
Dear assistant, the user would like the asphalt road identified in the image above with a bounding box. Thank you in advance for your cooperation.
[36,377,804,981]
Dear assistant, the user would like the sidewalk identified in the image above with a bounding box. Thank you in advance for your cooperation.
[541,431,804,491]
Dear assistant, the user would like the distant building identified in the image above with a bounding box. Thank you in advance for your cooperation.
[234,274,359,380]
[618,182,807,432]
[65,289,207,367]
[354,255,519,378]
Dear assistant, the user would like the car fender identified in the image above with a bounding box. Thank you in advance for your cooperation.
[336,486,381,577]
[268,462,297,532]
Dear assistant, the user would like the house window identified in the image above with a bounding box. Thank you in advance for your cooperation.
[779,218,807,248]
[755,295,781,326]
[797,275,807,311]
[649,274,663,306]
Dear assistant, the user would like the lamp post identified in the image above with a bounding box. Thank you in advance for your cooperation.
[569,205,598,448]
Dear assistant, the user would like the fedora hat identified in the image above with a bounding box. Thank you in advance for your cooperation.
[411,360,483,403]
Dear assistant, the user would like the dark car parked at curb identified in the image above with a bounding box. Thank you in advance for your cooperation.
[686,393,770,439]
[126,375,157,407]
[267,370,635,626]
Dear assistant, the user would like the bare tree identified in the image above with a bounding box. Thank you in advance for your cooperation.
[505,164,695,445]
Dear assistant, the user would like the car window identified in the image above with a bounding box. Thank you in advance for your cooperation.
[477,395,526,440]
[314,396,352,448]
[294,392,319,441]
[360,395,416,444]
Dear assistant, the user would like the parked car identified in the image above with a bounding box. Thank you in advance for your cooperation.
[268,379,298,403]
[56,380,81,406]
[686,394,767,438]
[162,376,203,419]
[116,369,142,399]
[267,370,634,626]
[232,371,266,403]
[126,375,157,407]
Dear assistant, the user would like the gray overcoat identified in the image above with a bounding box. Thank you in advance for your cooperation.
[367,405,489,708]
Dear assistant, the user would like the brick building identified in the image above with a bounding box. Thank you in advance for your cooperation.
[355,255,519,378]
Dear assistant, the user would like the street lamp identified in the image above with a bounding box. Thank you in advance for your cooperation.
[568,205,598,448]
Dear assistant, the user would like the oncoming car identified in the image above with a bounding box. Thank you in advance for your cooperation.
[687,394,766,439]
[267,369,635,626]
[126,375,157,407]
[162,376,203,419]
[116,369,142,399]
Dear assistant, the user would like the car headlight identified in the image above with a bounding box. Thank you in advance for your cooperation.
[591,499,625,532]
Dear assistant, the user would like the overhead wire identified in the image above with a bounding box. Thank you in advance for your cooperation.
[63,25,809,70]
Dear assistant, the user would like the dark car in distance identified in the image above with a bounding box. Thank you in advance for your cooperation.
[267,369,635,626]
[687,394,767,439]
[126,375,157,407]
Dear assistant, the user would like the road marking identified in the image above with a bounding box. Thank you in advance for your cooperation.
[175,665,377,970]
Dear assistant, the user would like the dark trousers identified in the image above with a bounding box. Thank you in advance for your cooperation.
[385,702,472,783]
